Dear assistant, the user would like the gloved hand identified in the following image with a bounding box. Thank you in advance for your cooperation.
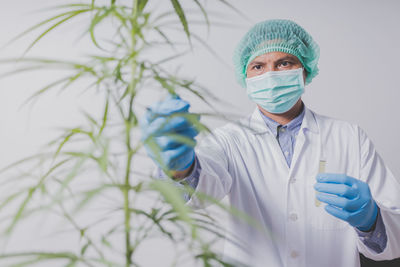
[314,173,378,232]
[140,93,200,171]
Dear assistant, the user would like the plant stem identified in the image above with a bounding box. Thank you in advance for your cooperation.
[123,144,133,267]
[123,1,138,266]
[123,92,136,267]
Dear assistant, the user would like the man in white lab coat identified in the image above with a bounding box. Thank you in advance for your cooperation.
[140,19,400,267]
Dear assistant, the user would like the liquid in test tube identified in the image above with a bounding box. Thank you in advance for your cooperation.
[315,160,326,207]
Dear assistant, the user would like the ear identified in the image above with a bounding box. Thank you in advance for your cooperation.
[303,69,307,84]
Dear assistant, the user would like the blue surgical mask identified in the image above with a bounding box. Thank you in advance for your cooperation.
[245,68,305,114]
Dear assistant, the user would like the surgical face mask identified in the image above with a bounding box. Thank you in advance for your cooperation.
[245,68,305,114]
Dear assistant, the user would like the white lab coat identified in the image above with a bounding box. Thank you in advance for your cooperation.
[186,105,400,267]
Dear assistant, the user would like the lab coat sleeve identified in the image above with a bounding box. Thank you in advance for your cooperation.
[184,127,234,210]
[355,208,387,253]
[356,126,400,260]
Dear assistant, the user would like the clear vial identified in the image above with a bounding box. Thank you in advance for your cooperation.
[315,160,326,207]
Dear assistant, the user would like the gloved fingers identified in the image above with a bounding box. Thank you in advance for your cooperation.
[314,182,358,199]
[165,93,180,100]
[144,107,155,123]
[145,124,198,150]
[147,96,190,117]
[316,173,355,186]
[324,204,370,229]
[163,144,193,162]
[143,116,192,139]
[166,127,199,145]
[316,193,347,209]
[138,110,152,131]
[316,192,363,211]
[142,142,162,163]
[355,180,372,197]
[324,204,351,222]
[177,125,199,138]
[154,136,181,150]
[142,96,189,126]
[154,133,197,150]
[162,144,194,170]
[144,141,193,170]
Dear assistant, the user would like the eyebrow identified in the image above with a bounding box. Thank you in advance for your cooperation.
[275,56,299,63]
[248,60,265,66]
[248,55,300,66]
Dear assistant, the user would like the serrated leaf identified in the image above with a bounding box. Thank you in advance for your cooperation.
[170,0,191,43]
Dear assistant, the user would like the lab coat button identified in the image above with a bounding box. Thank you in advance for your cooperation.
[290,178,297,184]
[289,213,298,221]
[290,250,299,258]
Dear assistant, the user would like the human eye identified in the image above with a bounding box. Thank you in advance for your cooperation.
[252,64,263,71]
[278,60,293,68]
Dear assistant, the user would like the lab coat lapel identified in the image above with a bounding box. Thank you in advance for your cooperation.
[289,106,320,178]
[248,106,271,135]
[248,106,290,172]
[247,105,321,179]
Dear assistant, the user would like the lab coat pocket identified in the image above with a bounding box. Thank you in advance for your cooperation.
[308,175,348,230]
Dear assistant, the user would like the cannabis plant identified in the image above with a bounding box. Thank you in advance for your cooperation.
[0,1,261,266]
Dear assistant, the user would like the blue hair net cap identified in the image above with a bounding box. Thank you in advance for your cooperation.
[233,19,320,87]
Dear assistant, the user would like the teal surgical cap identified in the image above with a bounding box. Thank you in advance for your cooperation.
[233,19,320,87]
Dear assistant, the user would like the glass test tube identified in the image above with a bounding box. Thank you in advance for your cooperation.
[315,160,326,207]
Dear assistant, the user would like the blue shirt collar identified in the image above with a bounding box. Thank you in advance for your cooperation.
[258,103,305,136]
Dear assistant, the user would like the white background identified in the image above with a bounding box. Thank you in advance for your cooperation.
[0,0,399,266]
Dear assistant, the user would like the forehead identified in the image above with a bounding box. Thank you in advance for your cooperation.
[248,51,300,64]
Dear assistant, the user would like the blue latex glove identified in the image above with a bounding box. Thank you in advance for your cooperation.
[140,93,200,171]
[314,173,378,232]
